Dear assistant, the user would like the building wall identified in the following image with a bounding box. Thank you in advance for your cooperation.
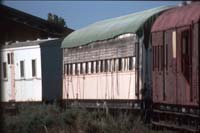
[1,45,42,102]
[63,34,142,100]
[0,18,50,45]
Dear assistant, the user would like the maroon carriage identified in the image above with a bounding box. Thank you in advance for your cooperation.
[151,2,200,132]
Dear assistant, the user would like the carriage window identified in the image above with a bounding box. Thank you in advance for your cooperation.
[129,57,133,70]
[2,62,7,79]
[66,64,69,75]
[75,63,78,75]
[20,60,25,78]
[85,62,87,74]
[80,63,83,74]
[172,31,177,58]
[100,60,104,72]
[105,59,108,72]
[32,60,36,77]
[91,61,94,73]
[7,53,10,64]
[96,61,99,73]
[181,30,191,83]
[118,58,122,71]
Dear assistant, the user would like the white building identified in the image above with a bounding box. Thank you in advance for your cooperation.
[0,38,62,102]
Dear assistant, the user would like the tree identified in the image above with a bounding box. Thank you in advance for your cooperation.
[47,13,67,27]
[47,13,53,22]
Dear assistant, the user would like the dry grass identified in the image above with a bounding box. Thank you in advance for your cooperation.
[2,103,177,133]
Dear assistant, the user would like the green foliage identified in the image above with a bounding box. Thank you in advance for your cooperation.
[47,13,66,27]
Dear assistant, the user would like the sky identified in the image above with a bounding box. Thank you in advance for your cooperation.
[3,1,181,30]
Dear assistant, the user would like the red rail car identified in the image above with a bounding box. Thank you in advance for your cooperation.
[151,2,200,132]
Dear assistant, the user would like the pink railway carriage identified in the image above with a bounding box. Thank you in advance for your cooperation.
[151,2,200,131]
[61,6,172,109]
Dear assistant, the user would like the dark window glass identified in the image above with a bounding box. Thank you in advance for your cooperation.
[66,64,69,75]
[181,30,191,83]
[105,60,108,72]
[75,63,78,75]
[118,58,122,71]
[91,61,94,73]
[3,62,7,78]
[86,62,88,74]
[20,61,25,78]
[100,60,104,72]
[7,53,10,64]
[32,60,36,77]
[80,63,83,74]
[96,61,99,73]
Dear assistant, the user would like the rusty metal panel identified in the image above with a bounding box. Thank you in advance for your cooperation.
[176,26,190,105]
[164,29,176,104]
[152,30,177,105]
[152,2,200,32]
[152,24,199,107]
[152,32,164,103]
[192,23,199,105]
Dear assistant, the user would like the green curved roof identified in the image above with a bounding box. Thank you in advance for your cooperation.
[62,6,173,48]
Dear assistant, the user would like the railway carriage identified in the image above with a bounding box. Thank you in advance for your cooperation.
[61,6,172,109]
[151,2,200,132]
[0,38,63,102]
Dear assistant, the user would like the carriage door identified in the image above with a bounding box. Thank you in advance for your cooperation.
[8,52,15,101]
[181,29,192,102]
